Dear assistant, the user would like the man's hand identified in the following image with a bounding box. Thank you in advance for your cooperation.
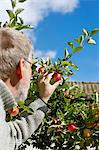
[38,72,62,103]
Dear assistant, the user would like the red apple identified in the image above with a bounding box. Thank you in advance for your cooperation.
[96,123,99,127]
[8,106,19,117]
[95,123,99,130]
[96,110,99,114]
[38,67,45,74]
[67,123,77,132]
[52,72,62,82]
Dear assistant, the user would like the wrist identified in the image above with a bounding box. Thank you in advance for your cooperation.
[39,94,50,103]
[39,97,49,104]
[39,97,51,109]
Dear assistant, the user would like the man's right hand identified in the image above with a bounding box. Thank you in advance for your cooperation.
[37,72,62,103]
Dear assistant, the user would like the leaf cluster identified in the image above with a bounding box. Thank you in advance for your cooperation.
[0,0,33,30]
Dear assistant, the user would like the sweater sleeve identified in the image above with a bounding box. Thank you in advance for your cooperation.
[0,97,47,150]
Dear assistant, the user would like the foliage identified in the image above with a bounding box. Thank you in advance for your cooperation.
[27,83,99,150]
[18,28,99,150]
[0,0,99,149]
[0,0,32,30]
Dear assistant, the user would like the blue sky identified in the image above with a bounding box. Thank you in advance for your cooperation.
[0,0,99,81]
[33,0,99,81]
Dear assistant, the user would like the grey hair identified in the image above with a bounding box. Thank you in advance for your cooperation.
[0,27,32,81]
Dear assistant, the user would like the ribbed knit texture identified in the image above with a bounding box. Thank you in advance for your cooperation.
[0,79,48,150]
[0,80,17,110]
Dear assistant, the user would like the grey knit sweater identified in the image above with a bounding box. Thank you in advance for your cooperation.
[0,79,48,150]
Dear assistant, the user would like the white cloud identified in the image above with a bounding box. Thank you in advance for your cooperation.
[0,0,11,23]
[0,0,79,60]
[0,0,79,26]
[50,0,79,13]
[34,49,57,60]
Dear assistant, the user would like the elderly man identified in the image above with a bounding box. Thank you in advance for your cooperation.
[0,28,61,150]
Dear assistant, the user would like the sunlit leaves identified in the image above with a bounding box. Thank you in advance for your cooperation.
[73,46,83,53]
[3,21,8,27]
[15,8,24,15]
[11,0,16,9]
[18,0,27,2]
[90,28,99,36]
[74,35,84,45]
[1,0,32,30]
[0,22,2,27]
[87,37,96,45]
[6,10,15,19]
[64,49,69,58]
[61,61,71,67]
[67,42,74,49]
[69,61,79,70]
[82,28,89,37]
[9,19,16,27]
[19,17,24,24]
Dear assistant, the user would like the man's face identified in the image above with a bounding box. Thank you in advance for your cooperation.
[16,55,32,102]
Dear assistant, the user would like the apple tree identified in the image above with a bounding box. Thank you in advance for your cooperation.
[0,0,99,149]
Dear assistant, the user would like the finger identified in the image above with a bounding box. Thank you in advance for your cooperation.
[38,74,45,82]
[38,71,49,82]
[44,72,54,83]
[52,78,63,88]
[38,74,43,81]
[43,71,49,77]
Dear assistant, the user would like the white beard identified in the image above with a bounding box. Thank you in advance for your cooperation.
[15,80,30,102]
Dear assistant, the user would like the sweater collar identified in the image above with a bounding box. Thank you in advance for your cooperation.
[0,79,17,110]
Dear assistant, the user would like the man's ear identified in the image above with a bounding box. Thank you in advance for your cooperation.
[16,58,25,80]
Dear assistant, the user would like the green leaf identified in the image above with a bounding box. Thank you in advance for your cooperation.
[19,17,24,24]
[73,46,83,53]
[74,35,84,45]
[66,70,74,76]
[46,56,52,66]
[61,61,71,67]
[74,38,79,44]
[47,127,55,134]
[18,101,25,107]
[82,28,88,37]
[0,22,2,27]
[64,48,69,58]
[80,35,84,45]
[69,61,79,70]
[18,0,27,2]
[67,42,74,49]
[15,24,33,30]
[6,10,15,19]
[11,0,16,9]
[64,66,71,72]
[54,61,58,68]
[87,37,96,44]
[3,21,8,27]
[72,65,79,70]
[58,58,61,65]
[90,28,99,36]
[28,107,34,113]
[9,19,16,27]
[15,8,24,15]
